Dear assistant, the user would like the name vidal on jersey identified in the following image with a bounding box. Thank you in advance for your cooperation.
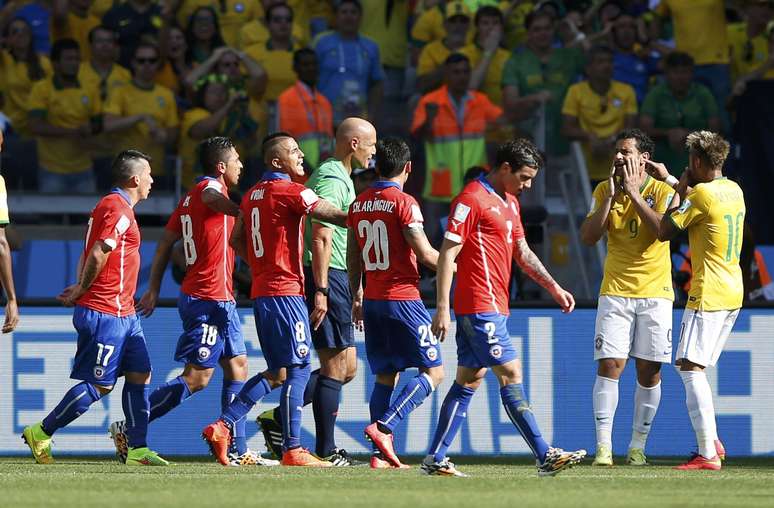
[351,199,396,214]
[250,188,266,200]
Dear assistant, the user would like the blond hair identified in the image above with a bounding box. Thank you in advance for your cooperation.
[685,130,730,169]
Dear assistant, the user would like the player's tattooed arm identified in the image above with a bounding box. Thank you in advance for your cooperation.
[137,229,179,316]
[404,226,443,272]
[59,241,111,306]
[202,188,240,216]
[514,238,575,313]
[228,214,248,261]
[310,199,348,227]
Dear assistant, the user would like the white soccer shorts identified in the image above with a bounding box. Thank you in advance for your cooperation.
[593,295,673,363]
[675,308,740,367]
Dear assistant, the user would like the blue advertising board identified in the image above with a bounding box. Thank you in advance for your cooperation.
[2,307,772,457]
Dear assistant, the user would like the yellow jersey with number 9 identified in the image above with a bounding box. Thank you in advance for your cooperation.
[589,176,674,299]
[669,177,745,310]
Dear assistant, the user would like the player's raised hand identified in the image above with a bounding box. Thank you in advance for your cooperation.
[57,284,84,307]
[310,291,328,330]
[643,158,670,181]
[431,307,451,342]
[136,290,158,317]
[2,300,19,333]
[622,155,643,197]
[550,286,575,313]
[351,294,363,332]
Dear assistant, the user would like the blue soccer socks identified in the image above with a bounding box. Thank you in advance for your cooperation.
[500,383,550,462]
[223,379,247,455]
[428,382,475,462]
[148,376,192,422]
[379,373,434,433]
[41,382,103,435]
[281,365,311,450]
[369,382,394,424]
[222,374,272,427]
[122,382,150,449]
[313,374,343,457]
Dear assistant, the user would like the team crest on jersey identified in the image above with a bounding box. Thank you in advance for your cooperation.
[425,347,438,361]
[595,335,603,351]
[93,366,105,380]
[297,344,310,358]
[198,347,211,360]
[489,345,503,359]
[678,199,692,213]
[644,194,655,208]
[81,95,89,105]
[157,96,166,108]
[612,98,622,108]
[235,2,245,12]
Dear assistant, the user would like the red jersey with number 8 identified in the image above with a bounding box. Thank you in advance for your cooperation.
[348,181,424,300]
[241,173,319,298]
[444,178,525,315]
[166,177,235,301]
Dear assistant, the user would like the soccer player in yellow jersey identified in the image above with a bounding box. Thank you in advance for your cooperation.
[581,129,674,467]
[0,130,20,333]
[653,131,744,471]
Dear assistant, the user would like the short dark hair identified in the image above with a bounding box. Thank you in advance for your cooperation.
[293,47,316,67]
[50,38,80,62]
[444,52,470,67]
[265,2,293,23]
[111,150,151,184]
[463,165,488,185]
[374,137,411,178]
[664,51,694,69]
[495,139,543,172]
[525,10,554,29]
[262,131,294,165]
[586,44,614,63]
[198,137,235,175]
[88,25,115,44]
[615,128,654,156]
[336,0,362,14]
[474,5,503,26]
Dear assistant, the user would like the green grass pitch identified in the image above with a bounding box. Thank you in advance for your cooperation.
[2,456,774,508]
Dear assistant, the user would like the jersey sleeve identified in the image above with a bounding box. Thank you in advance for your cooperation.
[165,200,183,235]
[561,83,580,117]
[92,203,132,250]
[587,181,609,217]
[444,194,480,245]
[654,181,674,214]
[399,195,424,229]
[309,176,343,225]
[510,197,526,242]
[669,188,707,230]
[417,45,436,76]
[289,184,320,216]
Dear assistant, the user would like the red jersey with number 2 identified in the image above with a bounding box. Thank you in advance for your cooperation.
[348,181,424,300]
[444,177,525,315]
[166,177,235,301]
[77,190,140,317]
[242,173,320,298]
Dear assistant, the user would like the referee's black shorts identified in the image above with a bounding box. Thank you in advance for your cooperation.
[304,266,355,350]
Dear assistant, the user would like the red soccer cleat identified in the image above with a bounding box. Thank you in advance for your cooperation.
[281,447,333,467]
[202,420,232,466]
[715,439,726,461]
[674,454,722,471]
[365,423,404,468]
[370,452,410,470]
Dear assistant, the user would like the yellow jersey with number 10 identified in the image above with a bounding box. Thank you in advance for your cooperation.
[589,176,674,299]
[669,177,745,310]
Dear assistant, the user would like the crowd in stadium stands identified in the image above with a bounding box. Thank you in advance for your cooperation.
[1,0,774,243]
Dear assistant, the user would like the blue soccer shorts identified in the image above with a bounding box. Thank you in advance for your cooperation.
[304,266,355,350]
[455,312,517,368]
[364,299,443,375]
[174,293,246,368]
[70,306,152,386]
[253,296,312,371]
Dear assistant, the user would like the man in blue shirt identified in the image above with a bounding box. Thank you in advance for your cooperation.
[313,0,384,125]
[611,14,656,105]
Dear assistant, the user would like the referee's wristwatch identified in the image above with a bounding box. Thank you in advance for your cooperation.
[315,287,330,297]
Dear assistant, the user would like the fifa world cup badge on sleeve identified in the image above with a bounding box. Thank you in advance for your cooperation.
[678,199,691,213]
[451,203,471,226]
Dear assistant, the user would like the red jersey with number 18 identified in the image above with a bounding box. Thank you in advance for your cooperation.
[77,189,140,317]
[348,181,424,300]
[444,177,525,316]
[242,172,320,298]
[166,177,235,301]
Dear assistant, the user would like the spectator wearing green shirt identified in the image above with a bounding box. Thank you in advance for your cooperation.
[640,52,720,176]
[501,10,584,156]
[302,117,376,464]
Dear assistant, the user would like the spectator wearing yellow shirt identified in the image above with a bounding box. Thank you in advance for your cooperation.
[411,0,475,49]
[79,25,132,189]
[653,0,730,130]
[417,1,471,93]
[727,1,774,84]
[104,43,179,186]
[561,45,637,181]
[157,24,193,98]
[51,0,100,62]
[28,39,101,193]
[0,130,20,333]
[183,6,225,65]
[237,0,309,50]
[174,0,258,47]
[461,5,510,105]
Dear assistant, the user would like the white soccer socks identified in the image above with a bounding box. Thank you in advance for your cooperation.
[629,381,661,450]
[679,370,718,458]
[593,375,619,447]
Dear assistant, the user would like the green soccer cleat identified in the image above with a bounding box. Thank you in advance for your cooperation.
[627,448,648,466]
[22,423,54,464]
[126,447,170,466]
[256,408,283,460]
[592,443,613,466]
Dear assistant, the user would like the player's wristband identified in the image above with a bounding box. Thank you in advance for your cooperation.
[315,287,329,297]
[666,175,678,187]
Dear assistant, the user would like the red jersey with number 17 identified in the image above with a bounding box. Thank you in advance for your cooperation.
[77,189,140,317]
[166,177,235,301]
[242,172,320,298]
[444,177,525,316]
[348,181,424,300]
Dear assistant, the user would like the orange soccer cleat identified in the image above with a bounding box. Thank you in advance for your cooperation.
[365,423,406,468]
[281,447,334,467]
[202,420,232,466]
[674,454,722,471]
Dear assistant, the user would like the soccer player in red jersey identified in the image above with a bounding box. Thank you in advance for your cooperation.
[202,133,348,467]
[347,137,445,469]
[22,150,168,466]
[423,139,586,477]
[106,138,276,466]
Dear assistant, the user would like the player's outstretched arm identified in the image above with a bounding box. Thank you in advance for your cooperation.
[513,238,575,313]
[0,227,18,333]
[58,241,112,307]
[310,199,348,227]
[137,229,179,317]
[432,239,462,342]
[202,188,240,217]
[228,214,248,261]
[346,229,364,331]
[404,226,441,271]
[657,171,691,242]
